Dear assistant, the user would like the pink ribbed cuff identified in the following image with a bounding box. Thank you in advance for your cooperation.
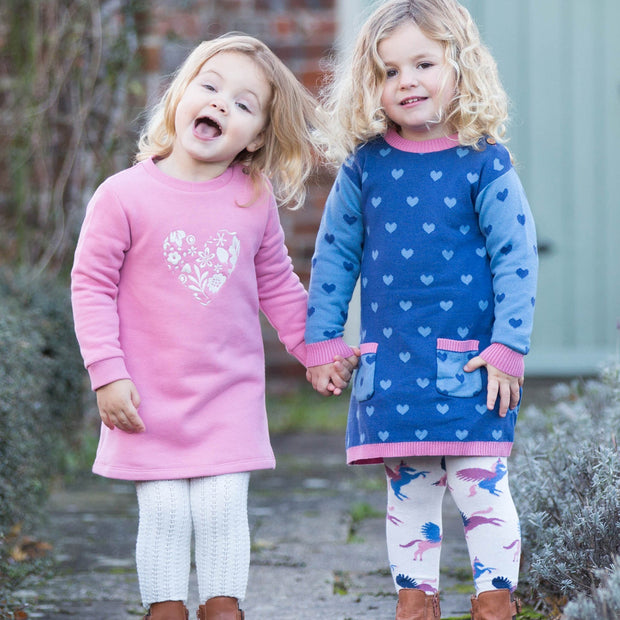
[88,356,131,391]
[479,343,524,377]
[305,338,357,368]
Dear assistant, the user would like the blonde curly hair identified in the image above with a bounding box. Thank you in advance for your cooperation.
[136,33,326,209]
[322,0,509,163]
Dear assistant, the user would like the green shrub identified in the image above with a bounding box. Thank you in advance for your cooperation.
[562,557,620,620]
[0,269,85,591]
[513,364,620,616]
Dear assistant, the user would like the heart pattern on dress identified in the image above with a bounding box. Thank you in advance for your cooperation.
[163,229,239,307]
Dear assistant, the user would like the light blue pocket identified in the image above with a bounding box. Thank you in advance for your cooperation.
[353,342,378,402]
[436,338,482,398]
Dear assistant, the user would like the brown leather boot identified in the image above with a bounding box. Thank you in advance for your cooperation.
[196,596,244,620]
[143,600,189,620]
[470,590,521,620]
[395,589,440,620]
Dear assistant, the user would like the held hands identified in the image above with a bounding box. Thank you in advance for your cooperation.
[306,348,361,396]
[464,357,523,417]
[95,379,145,433]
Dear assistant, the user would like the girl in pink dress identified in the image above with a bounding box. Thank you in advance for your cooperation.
[72,33,356,620]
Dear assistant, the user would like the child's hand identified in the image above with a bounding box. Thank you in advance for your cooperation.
[306,348,360,396]
[463,357,523,417]
[96,379,145,433]
[330,349,361,395]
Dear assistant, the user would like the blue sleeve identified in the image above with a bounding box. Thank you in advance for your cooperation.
[305,160,364,344]
[475,168,538,354]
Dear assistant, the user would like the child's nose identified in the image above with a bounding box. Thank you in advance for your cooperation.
[209,97,227,114]
[399,69,419,89]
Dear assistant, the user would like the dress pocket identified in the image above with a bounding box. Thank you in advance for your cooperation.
[436,338,482,398]
[353,342,378,402]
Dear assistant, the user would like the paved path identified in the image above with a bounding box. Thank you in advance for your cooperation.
[14,433,475,619]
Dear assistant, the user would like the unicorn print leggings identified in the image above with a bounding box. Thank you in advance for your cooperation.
[384,456,520,595]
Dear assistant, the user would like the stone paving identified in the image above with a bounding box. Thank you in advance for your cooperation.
[13,433,475,619]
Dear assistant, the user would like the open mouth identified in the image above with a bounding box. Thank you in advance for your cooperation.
[194,116,222,139]
[400,96,427,105]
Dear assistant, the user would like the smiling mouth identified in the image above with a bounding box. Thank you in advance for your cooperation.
[400,96,427,105]
[194,116,222,138]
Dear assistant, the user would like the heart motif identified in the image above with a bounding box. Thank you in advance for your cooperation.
[396,404,409,415]
[164,229,239,306]
[442,249,454,261]
[378,430,390,442]
[415,429,428,440]
[456,429,469,440]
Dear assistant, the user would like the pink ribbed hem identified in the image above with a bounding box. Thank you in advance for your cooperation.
[88,356,131,391]
[384,129,460,153]
[479,343,524,377]
[437,338,479,352]
[93,456,276,481]
[346,441,513,464]
[305,338,357,367]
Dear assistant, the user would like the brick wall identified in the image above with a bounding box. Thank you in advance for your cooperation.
[139,0,338,390]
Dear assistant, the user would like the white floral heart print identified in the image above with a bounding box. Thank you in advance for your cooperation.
[163,229,240,306]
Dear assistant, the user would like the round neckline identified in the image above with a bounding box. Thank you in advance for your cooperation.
[384,129,461,153]
[141,157,236,191]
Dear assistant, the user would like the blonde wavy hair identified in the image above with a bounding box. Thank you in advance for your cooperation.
[136,33,326,209]
[322,0,509,163]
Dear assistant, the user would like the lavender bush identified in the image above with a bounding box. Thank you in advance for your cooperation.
[512,363,620,617]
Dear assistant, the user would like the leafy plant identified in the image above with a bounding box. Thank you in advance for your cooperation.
[513,363,620,616]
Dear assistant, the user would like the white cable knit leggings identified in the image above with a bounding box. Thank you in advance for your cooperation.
[385,456,520,595]
[135,473,250,607]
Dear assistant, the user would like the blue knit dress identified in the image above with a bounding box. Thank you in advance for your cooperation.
[305,131,538,464]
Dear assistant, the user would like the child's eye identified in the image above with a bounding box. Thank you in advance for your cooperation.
[385,68,398,78]
[418,62,433,70]
[203,83,216,92]
[236,101,251,113]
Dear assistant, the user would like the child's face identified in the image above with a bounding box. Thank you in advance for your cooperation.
[378,21,455,141]
[166,51,270,181]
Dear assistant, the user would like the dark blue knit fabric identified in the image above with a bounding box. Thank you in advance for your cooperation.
[306,135,538,463]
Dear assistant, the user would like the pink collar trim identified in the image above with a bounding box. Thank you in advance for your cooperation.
[384,129,460,153]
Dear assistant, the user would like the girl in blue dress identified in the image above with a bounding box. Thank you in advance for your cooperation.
[305,1,537,618]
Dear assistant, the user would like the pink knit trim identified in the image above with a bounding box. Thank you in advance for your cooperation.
[479,343,524,377]
[346,440,513,464]
[384,129,460,153]
[305,338,357,368]
[360,342,378,354]
[88,356,131,391]
[437,338,479,352]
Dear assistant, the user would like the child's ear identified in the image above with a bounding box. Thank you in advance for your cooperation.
[246,131,265,153]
